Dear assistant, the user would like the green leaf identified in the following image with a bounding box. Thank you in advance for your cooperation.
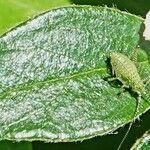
[0,6,150,142]
[130,131,150,150]
[0,0,71,35]
[0,141,32,150]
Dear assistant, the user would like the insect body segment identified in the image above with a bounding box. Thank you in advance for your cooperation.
[110,52,145,95]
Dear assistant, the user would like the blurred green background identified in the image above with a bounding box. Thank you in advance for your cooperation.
[0,0,70,35]
[0,0,150,150]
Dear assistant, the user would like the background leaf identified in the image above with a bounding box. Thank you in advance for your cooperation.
[0,5,150,144]
[70,0,150,16]
[130,131,150,150]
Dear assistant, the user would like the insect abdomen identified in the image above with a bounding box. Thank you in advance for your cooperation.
[110,52,144,93]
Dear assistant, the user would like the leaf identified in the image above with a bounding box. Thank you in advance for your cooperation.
[0,0,71,35]
[130,131,150,150]
[0,6,150,142]
[0,141,32,150]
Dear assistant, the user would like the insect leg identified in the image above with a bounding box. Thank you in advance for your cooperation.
[107,77,119,82]
[118,84,129,96]
[134,93,142,120]
[111,66,115,76]
[108,76,126,83]
[107,77,129,96]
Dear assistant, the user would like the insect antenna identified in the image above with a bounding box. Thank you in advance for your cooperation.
[117,94,142,150]
[117,72,150,150]
[117,90,150,150]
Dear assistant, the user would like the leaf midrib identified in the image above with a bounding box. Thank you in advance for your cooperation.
[1,57,149,99]
[0,67,107,99]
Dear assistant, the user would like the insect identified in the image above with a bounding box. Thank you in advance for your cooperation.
[109,51,149,150]
[110,52,145,96]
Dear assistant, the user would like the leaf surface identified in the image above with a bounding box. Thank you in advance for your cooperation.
[131,131,150,150]
[0,6,150,142]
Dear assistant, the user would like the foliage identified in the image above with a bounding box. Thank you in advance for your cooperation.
[0,1,150,150]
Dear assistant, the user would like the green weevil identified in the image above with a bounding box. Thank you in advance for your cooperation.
[110,52,145,96]
[109,51,149,150]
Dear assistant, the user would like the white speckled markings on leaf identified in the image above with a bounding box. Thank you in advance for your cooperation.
[0,6,150,143]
